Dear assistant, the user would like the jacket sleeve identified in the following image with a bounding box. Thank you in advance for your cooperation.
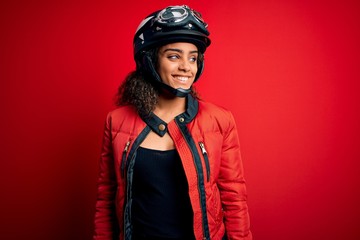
[217,111,252,240]
[93,113,119,240]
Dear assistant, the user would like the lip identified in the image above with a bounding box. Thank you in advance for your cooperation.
[172,75,192,83]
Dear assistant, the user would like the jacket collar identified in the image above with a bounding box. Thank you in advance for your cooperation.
[142,95,198,137]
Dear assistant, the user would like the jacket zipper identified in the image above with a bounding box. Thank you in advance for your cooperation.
[199,142,210,182]
[121,140,131,178]
[122,126,152,240]
[175,120,210,240]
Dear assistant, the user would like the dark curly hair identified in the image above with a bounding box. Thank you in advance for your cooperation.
[115,48,202,118]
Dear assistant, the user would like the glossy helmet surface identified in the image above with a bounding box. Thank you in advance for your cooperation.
[133,5,211,96]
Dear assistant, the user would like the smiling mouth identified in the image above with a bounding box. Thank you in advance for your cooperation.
[174,76,190,82]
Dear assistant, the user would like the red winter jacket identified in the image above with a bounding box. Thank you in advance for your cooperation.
[93,95,252,240]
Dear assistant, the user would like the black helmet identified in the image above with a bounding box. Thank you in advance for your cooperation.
[133,5,211,97]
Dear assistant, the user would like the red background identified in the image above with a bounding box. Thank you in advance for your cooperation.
[1,0,360,239]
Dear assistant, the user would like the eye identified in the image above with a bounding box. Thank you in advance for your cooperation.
[189,56,197,62]
[167,55,179,60]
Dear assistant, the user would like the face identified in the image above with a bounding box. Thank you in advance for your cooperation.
[157,42,198,90]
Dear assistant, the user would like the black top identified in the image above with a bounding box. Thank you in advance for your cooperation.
[132,147,195,240]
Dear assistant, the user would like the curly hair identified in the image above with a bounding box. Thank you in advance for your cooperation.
[115,48,202,118]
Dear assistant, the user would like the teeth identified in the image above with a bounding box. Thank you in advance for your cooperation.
[176,76,188,82]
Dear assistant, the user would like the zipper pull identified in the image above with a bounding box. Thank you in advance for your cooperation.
[199,142,207,154]
[121,141,131,178]
[199,142,210,182]
[124,141,130,152]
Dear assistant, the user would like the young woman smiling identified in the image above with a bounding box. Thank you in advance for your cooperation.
[93,5,252,240]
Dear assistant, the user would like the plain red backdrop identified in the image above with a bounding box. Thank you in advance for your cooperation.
[1,0,359,239]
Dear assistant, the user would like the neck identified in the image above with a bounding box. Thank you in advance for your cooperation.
[154,94,187,123]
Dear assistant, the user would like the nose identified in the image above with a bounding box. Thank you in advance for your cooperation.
[179,59,191,72]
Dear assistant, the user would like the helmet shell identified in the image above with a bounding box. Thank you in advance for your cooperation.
[134,5,211,60]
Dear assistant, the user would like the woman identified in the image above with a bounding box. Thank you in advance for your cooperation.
[94,5,252,240]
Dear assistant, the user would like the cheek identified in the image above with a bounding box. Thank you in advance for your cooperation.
[157,66,168,78]
[157,66,173,83]
[158,61,176,76]
[156,60,166,77]
[192,63,198,73]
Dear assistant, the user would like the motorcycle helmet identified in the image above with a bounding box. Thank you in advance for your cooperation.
[133,5,211,97]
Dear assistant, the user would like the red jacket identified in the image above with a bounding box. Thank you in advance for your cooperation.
[94,96,252,240]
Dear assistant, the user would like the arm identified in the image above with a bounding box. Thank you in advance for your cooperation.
[217,111,252,240]
[93,113,119,240]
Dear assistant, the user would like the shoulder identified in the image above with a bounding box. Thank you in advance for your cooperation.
[107,105,137,119]
[196,100,237,132]
[105,105,143,130]
[198,100,234,119]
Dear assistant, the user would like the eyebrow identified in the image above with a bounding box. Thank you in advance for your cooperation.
[163,48,198,54]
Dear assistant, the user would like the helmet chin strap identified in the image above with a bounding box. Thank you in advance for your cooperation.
[159,81,191,98]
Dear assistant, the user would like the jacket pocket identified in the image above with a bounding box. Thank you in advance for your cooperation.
[199,142,210,182]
